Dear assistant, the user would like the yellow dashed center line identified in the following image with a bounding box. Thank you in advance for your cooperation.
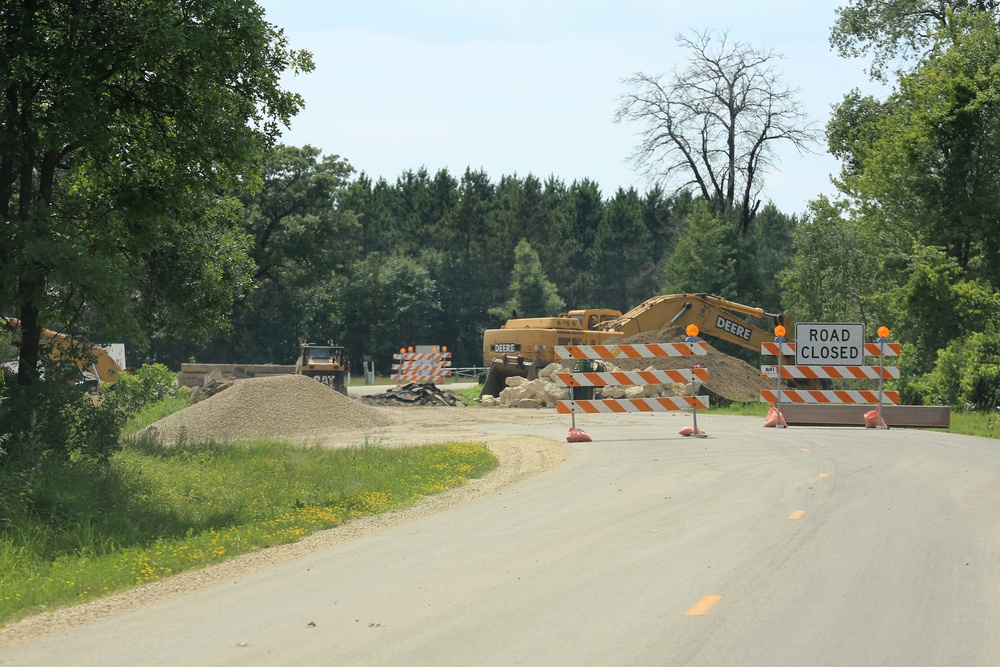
[685,595,723,616]
[788,510,806,520]
[800,448,812,453]
[819,472,829,478]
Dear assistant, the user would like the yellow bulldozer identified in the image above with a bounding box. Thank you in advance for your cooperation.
[480,293,802,397]
[295,341,348,395]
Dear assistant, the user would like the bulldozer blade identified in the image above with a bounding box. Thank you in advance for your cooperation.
[479,358,538,398]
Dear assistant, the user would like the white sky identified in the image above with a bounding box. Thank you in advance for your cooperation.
[257,1,882,216]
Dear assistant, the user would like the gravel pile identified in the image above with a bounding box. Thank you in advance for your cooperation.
[139,375,396,444]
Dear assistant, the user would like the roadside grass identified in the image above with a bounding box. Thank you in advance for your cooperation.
[123,394,190,434]
[0,434,498,626]
[930,410,999,439]
[709,401,769,417]
[708,400,998,439]
[451,385,482,406]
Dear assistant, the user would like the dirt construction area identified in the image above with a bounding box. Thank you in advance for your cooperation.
[0,343,769,648]
[0,378,574,648]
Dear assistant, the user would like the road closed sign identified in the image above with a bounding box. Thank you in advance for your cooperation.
[795,323,864,366]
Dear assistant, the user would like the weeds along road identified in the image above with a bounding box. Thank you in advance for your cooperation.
[1,413,998,666]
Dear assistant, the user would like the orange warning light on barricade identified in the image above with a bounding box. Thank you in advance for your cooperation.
[686,324,699,338]
[442,346,448,352]
[878,326,890,339]
[774,325,786,338]
[407,346,414,352]
[399,347,405,354]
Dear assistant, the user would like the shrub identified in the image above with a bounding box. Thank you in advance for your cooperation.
[912,331,1000,410]
[0,376,126,467]
[101,364,181,416]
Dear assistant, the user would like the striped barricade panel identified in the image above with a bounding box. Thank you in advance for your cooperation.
[760,342,901,357]
[551,368,709,387]
[759,389,900,405]
[769,365,900,380]
[392,362,452,370]
[864,343,901,357]
[760,342,796,357]
[555,342,707,360]
[394,370,452,383]
[393,352,452,362]
[556,396,709,414]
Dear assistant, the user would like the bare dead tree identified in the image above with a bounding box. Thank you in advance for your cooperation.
[615,29,818,235]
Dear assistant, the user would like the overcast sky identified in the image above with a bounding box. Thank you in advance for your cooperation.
[257,1,883,216]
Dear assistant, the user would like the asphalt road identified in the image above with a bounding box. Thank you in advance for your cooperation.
[1,413,997,666]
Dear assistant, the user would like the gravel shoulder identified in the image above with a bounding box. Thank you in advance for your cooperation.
[0,404,567,648]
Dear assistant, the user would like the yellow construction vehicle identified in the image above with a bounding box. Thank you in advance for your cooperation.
[295,341,348,395]
[480,293,800,397]
[1,317,124,389]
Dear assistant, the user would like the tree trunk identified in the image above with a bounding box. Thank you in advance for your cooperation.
[15,299,42,387]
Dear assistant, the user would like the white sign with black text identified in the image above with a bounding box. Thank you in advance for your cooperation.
[794,323,864,366]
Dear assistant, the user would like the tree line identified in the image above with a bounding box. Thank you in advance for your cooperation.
[146,153,797,373]
[3,0,1000,467]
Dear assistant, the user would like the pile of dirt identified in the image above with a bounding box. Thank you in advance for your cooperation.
[139,375,396,444]
[615,327,772,403]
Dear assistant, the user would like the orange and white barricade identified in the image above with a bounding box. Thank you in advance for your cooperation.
[760,334,899,428]
[392,348,452,384]
[553,340,709,439]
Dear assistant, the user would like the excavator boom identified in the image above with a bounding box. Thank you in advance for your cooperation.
[480,293,807,398]
[1,317,124,387]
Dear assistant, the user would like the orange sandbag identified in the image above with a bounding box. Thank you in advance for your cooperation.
[864,409,888,428]
[764,405,788,428]
[566,427,593,442]
[678,425,705,436]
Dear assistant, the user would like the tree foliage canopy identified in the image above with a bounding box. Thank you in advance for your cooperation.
[0,0,312,387]
[831,0,1000,81]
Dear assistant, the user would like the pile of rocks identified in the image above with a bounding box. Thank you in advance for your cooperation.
[480,362,702,409]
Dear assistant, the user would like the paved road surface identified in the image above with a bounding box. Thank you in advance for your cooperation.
[1,413,997,666]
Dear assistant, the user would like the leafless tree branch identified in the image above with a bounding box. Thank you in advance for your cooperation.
[615,28,819,235]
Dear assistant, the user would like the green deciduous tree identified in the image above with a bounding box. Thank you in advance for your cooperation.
[778,196,888,327]
[832,14,1000,280]
[223,145,358,364]
[831,0,999,81]
[0,0,312,390]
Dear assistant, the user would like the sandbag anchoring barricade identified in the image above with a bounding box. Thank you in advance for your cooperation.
[392,351,452,385]
[760,341,900,428]
[553,342,709,437]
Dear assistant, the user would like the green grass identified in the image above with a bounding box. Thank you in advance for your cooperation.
[708,400,999,439]
[123,394,190,434]
[0,434,498,626]
[930,410,1000,438]
[451,384,482,406]
[708,401,769,417]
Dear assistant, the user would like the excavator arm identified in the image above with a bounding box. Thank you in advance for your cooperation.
[597,293,814,387]
[599,293,791,352]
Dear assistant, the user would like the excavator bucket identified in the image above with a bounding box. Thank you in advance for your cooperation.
[479,355,538,399]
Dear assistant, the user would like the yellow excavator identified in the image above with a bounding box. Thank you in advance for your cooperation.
[1,317,124,388]
[480,293,799,397]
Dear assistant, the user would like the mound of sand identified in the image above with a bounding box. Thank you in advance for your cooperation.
[140,375,396,444]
